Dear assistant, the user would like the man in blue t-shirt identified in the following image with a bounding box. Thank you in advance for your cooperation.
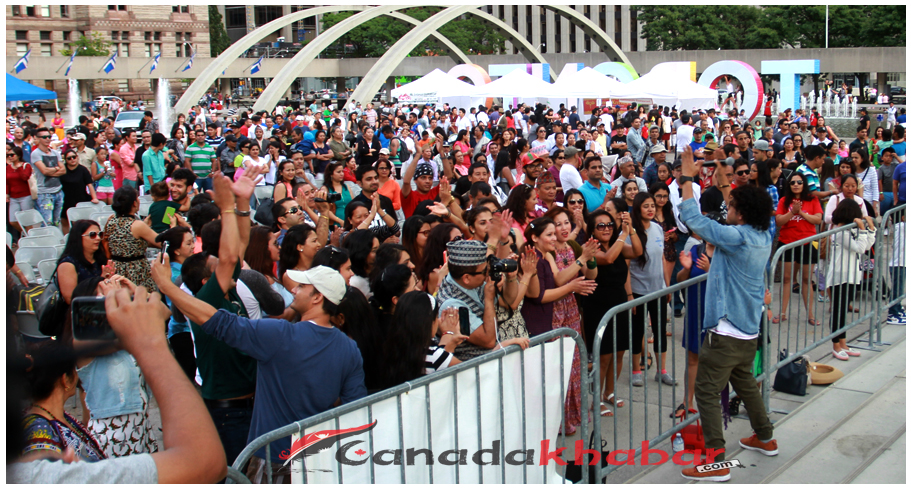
[893,162,906,206]
[689,127,708,153]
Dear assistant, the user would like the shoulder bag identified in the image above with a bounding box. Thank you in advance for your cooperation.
[36,266,68,337]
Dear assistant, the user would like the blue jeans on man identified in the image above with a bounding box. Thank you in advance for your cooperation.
[880,192,894,215]
[889,267,906,317]
[36,191,64,227]
[207,404,253,467]
[196,177,213,194]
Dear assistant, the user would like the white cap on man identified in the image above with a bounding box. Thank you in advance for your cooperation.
[285,266,346,304]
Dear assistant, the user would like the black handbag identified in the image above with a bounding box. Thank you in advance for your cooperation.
[253,197,274,227]
[563,430,609,483]
[772,349,810,396]
[36,267,67,337]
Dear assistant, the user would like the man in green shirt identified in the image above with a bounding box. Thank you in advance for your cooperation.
[185,129,218,193]
[142,133,168,192]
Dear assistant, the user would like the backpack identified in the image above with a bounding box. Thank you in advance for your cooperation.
[394,137,411,162]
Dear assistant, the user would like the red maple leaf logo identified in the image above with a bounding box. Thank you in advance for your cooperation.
[355,449,366,456]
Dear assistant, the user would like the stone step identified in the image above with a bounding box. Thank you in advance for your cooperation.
[848,431,907,484]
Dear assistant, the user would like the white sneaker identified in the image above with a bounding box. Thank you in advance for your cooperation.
[832,349,849,361]
[886,314,904,325]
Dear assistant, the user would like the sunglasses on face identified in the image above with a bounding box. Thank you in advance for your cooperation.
[282,206,302,216]
[595,222,616,231]
[37,135,52,139]
[790,180,804,186]
[449,235,463,243]
[82,231,104,239]
[567,199,584,205]
[7,154,15,158]
[735,170,750,176]
[66,155,78,161]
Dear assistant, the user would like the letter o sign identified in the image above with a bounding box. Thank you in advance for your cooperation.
[447,64,493,109]
[697,61,764,121]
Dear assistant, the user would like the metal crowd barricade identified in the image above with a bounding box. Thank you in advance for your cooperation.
[589,274,708,481]
[871,204,906,345]
[225,327,588,484]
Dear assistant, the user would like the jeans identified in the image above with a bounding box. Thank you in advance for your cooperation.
[880,192,894,215]
[36,191,64,227]
[889,267,906,316]
[695,331,773,461]
[122,179,139,189]
[670,231,690,313]
[196,177,213,193]
[207,404,253,467]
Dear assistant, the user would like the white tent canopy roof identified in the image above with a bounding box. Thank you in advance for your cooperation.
[440,69,556,99]
[609,71,716,110]
[390,68,479,104]
[548,67,624,98]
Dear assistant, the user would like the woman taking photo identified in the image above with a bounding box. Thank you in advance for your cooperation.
[264,141,285,186]
[826,200,876,361]
[581,203,641,416]
[56,219,110,304]
[628,193,675,387]
[91,146,116,205]
[7,145,33,235]
[356,126,381,167]
[21,341,106,462]
[774,172,823,325]
[279,223,322,291]
[60,149,99,234]
[344,229,381,299]
[322,161,354,226]
[376,158,402,211]
[520,216,597,435]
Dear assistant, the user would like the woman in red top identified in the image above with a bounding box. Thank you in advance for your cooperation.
[7,145,34,234]
[342,156,358,183]
[453,130,472,168]
[774,172,824,326]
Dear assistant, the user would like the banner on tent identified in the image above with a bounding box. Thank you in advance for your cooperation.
[396,92,439,104]
[286,338,576,484]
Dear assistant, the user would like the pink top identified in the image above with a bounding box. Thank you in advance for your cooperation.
[119,144,138,181]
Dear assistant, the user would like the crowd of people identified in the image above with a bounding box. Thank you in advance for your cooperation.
[5,94,906,482]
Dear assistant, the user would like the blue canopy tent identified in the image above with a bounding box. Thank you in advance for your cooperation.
[6,74,58,102]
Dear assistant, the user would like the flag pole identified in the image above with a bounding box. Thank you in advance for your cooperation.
[242,58,261,73]
[97,51,116,74]
[55,58,70,73]
[136,57,154,75]
[174,43,195,73]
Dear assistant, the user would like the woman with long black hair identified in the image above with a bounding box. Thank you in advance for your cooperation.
[55,219,110,305]
[774,172,823,325]
[401,215,429,270]
[278,223,322,291]
[343,229,380,298]
[415,223,460,294]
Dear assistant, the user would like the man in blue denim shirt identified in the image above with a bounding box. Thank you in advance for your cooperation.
[677,146,778,482]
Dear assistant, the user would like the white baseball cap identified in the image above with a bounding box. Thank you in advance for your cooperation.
[285,266,346,304]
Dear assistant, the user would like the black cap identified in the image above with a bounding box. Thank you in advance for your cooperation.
[224,135,237,142]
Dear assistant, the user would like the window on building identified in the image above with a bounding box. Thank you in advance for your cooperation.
[154,32,161,41]
[16,31,28,41]
[175,32,182,41]
[25,5,36,16]
[185,33,191,42]
[121,31,129,40]
[111,31,119,41]
[118,80,129,92]
[60,5,69,17]
[17,44,29,56]
[12,6,20,16]
[63,31,71,41]
[630,10,638,51]
[108,5,127,11]
[45,81,54,91]
[144,31,151,41]
[175,44,182,56]
[253,6,283,27]
[145,44,152,57]
[154,43,161,55]
[584,5,591,18]
[40,5,49,17]
[171,6,189,13]
[584,35,591,52]
[225,6,245,28]
[40,44,52,56]
[39,31,51,41]
[120,43,129,57]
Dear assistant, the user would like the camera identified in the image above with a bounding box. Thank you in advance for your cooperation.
[488,255,518,282]
[315,193,342,203]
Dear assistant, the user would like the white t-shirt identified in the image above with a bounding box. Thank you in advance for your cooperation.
[559,164,584,192]
[668,180,702,234]
[477,112,489,126]
[242,155,270,186]
[676,125,695,152]
[599,113,614,131]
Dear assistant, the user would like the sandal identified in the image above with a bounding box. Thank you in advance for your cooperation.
[605,393,624,408]
[771,315,787,324]
[648,337,654,344]
[647,354,654,370]
[807,317,821,326]
[670,403,686,419]
[600,402,613,417]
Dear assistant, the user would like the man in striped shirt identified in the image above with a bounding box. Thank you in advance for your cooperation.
[205,125,224,152]
[185,129,217,193]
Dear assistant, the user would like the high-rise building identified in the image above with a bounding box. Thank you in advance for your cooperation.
[6,5,210,99]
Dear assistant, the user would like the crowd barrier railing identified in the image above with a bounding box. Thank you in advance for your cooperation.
[225,327,588,484]
[871,204,906,346]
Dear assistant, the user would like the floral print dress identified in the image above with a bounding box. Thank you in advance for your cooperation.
[105,216,156,291]
[553,244,583,429]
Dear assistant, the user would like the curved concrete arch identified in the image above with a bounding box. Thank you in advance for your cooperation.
[176,5,372,115]
[346,6,477,110]
[465,8,555,80]
[542,5,632,68]
[254,6,473,112]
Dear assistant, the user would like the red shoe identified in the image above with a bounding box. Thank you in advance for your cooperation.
[739,434,779,456]
[681,465,731,482]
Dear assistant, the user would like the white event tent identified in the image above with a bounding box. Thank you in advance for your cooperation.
[548,67,625,98]
[609,71,717,110]
[438,69,562,108]
[391,69,483,108]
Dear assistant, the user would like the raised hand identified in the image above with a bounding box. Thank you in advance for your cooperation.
[696,253,711,272]
[580,238,600,262]
[681,145,699,178]
[232,167,263,201]
[439,177,452,201]
[428,201,450,217]
[105,287,171,353]
[679,250,693,270]
[212,172,236,211]
[520,247,539,276]
[314,188,330,214]
[101,263,115,280]
[568,276,598,295]
[790,199,802,215]
[499,209,515,238]
[150,253,172,289]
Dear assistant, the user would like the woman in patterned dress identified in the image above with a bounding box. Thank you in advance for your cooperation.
[104,186,161,291]
[71,276,160,457]
[21,341,106,462]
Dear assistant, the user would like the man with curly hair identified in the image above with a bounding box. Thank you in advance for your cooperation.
[676,146,777,482]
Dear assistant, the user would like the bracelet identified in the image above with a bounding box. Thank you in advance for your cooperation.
[575,259,584,268]
[519,280,529,287]
[499,239,509,246]
[487,242,497,252]
[443,331,455,335]
[320,214,330,220]
[587,259,597,269]
[222,209,235,214]
[718,184,731,189]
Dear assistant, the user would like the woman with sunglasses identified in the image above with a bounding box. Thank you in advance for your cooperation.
[105,186,161,292]
[531,126,549,149]
[774,172,823,325]
[563,188,589,243]
[56,219,111,305]
[6,145,34,235]
[581,203,641,416]
[60,149,99,234]
[520,216,596,435]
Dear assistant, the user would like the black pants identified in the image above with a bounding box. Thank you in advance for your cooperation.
[632,293,669,354]
[169,332,197,383]
[830,283,855,343]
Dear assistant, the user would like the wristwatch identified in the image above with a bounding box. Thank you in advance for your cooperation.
[679,176,695,183]
[234,208,251,217]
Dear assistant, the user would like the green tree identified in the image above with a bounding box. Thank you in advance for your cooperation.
[208,6,233,57]
[59,32,111,57]
[633,5,906,50]
[321,7,505,58]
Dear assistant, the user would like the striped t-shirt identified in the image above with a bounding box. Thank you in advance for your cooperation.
[185,142,216,178]
[425,346,453,374]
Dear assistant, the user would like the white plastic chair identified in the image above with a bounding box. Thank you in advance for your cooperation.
[66,207,97,224]
[18,235,64,248]
[138,201,152,217]
[254,185,274,207]
[101,205,114,213]
[37,259,58,283]
[14,261,36,285]
[17,312,51,339]
[54,244,65,257]
[90,212,115,228]
[76,201,106,211]
[138,195,154,203]
[15,247,58,268]
[6,232,11,248]
[15,209,47,230]
[27,227,65,240]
